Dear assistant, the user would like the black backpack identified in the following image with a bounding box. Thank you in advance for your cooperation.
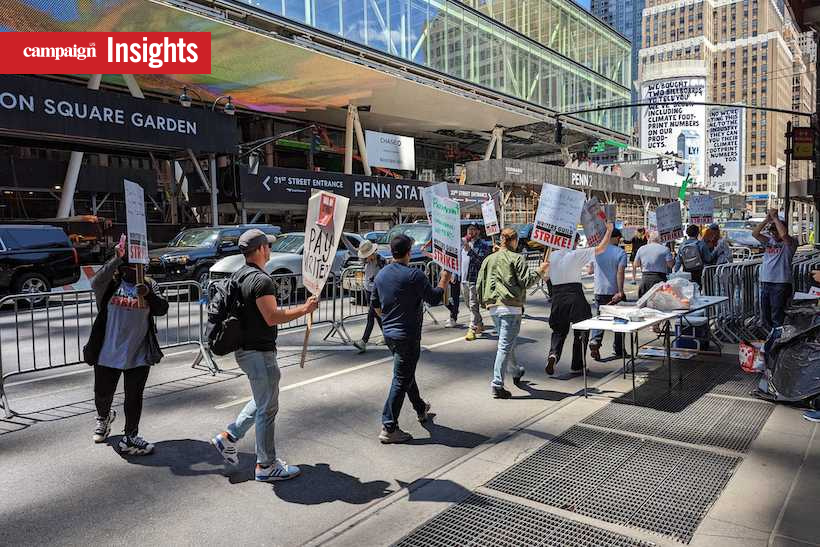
[679,241,704,271]
[205,266,255,356]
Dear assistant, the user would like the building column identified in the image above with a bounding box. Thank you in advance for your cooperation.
[344,105,355,175]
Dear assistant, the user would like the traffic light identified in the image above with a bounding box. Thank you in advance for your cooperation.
[554,119,563,144]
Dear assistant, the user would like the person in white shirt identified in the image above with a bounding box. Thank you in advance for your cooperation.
[546,223,614,375]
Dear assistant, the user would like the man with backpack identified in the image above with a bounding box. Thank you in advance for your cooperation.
[211,229,318,482]
[673,224,714,286]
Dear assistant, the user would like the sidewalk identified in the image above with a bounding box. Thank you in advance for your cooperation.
[307,348,819,547]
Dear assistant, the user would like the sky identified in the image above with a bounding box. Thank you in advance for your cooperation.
[576,0,591,9]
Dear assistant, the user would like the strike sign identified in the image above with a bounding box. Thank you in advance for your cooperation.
[481,199,500,236]
[532,183,585,250]
[123,179,148,265]
[302,190,350,296]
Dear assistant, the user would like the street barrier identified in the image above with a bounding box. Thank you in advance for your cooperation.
[0,280,212,418]
[702,249,820,343]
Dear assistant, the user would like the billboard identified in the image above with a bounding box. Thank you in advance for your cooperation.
[365,130,416,171]
[640,77,707,187]
[706,107,744,194]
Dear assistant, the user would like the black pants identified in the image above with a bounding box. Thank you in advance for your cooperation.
[94,365,150,436]
[590,294,624,356]
[446,279,461,320]
[639,272,668,298]
[362,289,383,343]
[548,283,592,371]
[686,268,703,286]
[382,337,426,431]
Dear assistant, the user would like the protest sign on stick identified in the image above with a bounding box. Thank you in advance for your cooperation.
[431,194,461,275]
[581,197,608,247]
[531,183,585,250]
[124,179,148,304]
[656,201,684,242]
[481,199,500,237]
[300,190,350,367]
[421,182,449,224]
[688,194,714,225]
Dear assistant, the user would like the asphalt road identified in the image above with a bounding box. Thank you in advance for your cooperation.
[0,277,639,546]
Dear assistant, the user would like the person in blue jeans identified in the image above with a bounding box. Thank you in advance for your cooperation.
[211,229,318,482]
[476,228,549,398]
[752,209,796,330]
[371,234,451,444]
[589,228,627,360]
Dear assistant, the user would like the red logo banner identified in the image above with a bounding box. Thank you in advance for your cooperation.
[0,32,211,74]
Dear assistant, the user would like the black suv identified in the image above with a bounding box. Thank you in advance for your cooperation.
[0,225,81,297]
[148,224,281,288]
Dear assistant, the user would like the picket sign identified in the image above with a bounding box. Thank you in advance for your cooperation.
[431,194,461,275]
[689,194,715,225]
[656,201,684,243]
[531,183,585,250]
[481,199,500,236]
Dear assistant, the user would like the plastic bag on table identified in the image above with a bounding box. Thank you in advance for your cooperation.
[636,277,698,311]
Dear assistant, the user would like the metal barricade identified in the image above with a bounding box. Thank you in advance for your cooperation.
[524,252,550,300]
[0,280,212,418]
[730,246,753,261]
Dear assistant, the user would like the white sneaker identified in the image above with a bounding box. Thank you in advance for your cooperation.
[255,459,301,482]
[211,431,239,466]
[444,318,457,328]
[93,410,116,443]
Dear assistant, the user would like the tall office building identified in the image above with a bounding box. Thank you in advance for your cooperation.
[592,0,645,109]
[638,0,816,221]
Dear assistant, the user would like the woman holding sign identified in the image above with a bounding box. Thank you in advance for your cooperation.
[546,223,614,376]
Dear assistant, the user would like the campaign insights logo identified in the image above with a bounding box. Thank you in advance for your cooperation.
[0,32,211,74]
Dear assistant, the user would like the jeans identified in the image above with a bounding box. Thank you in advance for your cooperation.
[446,279,461,320]
[228,349,280,466]
[362,289,383,343]
[491,314,523,388]
[382,337,426,431]
[462,282,484,329]
[589,294,624,356]
[94,365,150,436]
[760,282,792,330]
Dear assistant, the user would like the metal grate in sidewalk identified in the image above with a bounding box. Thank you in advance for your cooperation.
[393,493,654,547]
[485,426,741,543]
[580,392,773,452]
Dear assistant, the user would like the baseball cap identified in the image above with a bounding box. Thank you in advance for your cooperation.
[611,228,623,239]
[239,229,276,254]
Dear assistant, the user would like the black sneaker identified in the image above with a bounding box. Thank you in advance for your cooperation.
[119,434,155,456]
[512,370,525,387]
[492,386,512,399]
[545,355,557,376]
[93,410,116,443]
[417,402,432,423]
[589,342,601,361]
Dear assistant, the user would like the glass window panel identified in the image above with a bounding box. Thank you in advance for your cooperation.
[284,0,306,23]
[315,0,342,35]
[342,0,366,43]
[366,0,390,54]
[409,0,428,65]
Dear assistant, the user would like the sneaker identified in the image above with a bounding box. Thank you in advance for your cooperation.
[118,434,154,456]
[353,339,367,354]
[474,324,484,335]
[803,410,820,423]
[379,427,413,444]
[417,402,432,423]
[444,318,457,328]
[492,386,512,399]
[545,354,557,376]
[589,342,601,361]
[255,459,300,482]
[93,410,116,443]
[211,431,239,466]
[512,370,525,387]
[465,328,476,341]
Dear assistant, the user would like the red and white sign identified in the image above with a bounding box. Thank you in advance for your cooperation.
[532,183,585,250]
[123,179,148,265]
[302,191,349,295]
[481,199,500,236]
[0,32,211,74]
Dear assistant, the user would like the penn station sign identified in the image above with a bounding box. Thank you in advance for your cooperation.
[0,75,238,152]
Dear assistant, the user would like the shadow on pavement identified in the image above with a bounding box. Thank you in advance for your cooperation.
[114,438,251,477]
[269,463,393,505]
[411,417,488,448]
[512,381,573,401]
[398,478,474,503]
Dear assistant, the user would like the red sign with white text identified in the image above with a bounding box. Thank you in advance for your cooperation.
[0,32,211,74]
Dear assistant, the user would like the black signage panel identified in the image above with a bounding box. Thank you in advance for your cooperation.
[0,75,239,153]
[241,167,498,211]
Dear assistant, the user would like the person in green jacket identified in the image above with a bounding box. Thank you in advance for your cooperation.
[477,228,550,399]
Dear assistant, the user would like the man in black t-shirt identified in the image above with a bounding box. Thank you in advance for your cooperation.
[211,229,318,482]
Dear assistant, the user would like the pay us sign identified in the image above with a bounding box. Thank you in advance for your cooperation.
[302,190,350,296]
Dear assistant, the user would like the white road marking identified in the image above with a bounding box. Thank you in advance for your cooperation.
[213,335,467,410]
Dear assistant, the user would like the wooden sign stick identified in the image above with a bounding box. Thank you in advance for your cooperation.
[299,310,313,368]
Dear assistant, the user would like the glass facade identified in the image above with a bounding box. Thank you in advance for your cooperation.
[239,0,632,135]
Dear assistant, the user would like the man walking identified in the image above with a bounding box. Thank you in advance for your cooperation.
[372,234,451,443]
[630,227,648,284]
[589,228,627,361]
[673,224,714,286]
[633,233,674,297]
[211,229,318,482]
[461,223,491,341]
[752,209,797,330]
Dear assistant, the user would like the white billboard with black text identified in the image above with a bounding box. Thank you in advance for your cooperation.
[706,106,744,194]
[365,130,415,171]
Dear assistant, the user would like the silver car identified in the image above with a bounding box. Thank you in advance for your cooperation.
[208,232,363,301]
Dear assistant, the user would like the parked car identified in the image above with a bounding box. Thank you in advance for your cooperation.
[724,229,765,253]
[4,215,115,264]
[0,225,80,300]
[148,224,281,289]
[363,231,386,244]
[208,232,364,301]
